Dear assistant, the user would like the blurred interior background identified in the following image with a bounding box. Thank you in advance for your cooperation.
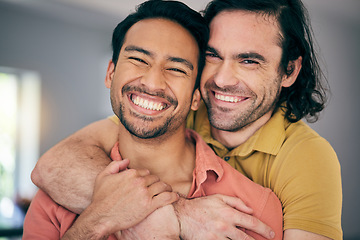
[0,0,359,239]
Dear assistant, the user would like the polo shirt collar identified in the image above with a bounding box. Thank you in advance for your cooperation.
[197,106,287,157]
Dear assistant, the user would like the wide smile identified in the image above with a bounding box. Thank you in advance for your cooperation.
[129,93,170,113]
[213,91,248,104]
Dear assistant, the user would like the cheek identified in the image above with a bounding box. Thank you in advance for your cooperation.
[199,65,214,88]
[174,86,194,107]
[240,69,279,91]
[118,63,145,81]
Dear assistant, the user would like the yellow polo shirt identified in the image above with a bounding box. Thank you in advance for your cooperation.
[186,102,342,240]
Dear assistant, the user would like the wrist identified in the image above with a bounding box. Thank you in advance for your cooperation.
[62,219,108,240]
[173,197,189,239]
[70,205,111,239]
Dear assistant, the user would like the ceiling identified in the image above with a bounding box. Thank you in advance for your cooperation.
[0,0,209,31]
[1,0,359,31]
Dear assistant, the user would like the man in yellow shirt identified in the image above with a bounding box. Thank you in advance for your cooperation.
[31,0,342,239]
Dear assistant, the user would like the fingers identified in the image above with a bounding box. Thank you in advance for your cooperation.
[98,164,177,213]
[222,194,274,239]
[219,194,253,214]
[137,168,151,177]
[100,160,129,176]
[145,175,178,208]
[226,229,255,240]
[148,180,172,195]
[152,191,179,209]
[117,159,130,172]
[143,174,162,188]
[213,194,275,240]
[233,212,274,239]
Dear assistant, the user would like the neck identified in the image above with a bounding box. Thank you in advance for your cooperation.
[117,124,195,195]
[211,110,273,149]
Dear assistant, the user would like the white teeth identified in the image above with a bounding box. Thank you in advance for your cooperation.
[215,93,239,103]
[132,96,166,111]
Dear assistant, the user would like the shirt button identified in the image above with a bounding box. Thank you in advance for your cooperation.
[224,157,230,161]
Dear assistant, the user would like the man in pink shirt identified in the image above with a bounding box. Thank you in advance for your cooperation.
[24,1,282,239]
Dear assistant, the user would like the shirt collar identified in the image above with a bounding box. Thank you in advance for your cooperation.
[186,129,224,189]
[110,129,225,194]
[195,104,287,157]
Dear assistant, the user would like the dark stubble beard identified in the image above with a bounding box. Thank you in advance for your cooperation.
[206,95,279,132]
[111,85,186,139]
[203,77,282,132]
[117,102,172,139]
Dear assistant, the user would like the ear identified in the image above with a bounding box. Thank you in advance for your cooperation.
[281,56,302,88]
[191,89,201,111]
[105,60,115,89]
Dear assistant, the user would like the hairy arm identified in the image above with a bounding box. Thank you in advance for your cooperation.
[61,161,178,239]
[174,195,276,240]
[118,205,180,240]
[31,118,118,213]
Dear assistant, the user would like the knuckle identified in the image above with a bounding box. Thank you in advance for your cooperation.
[126,168,138,177]
[157,192,172,203]
[151,175,160,184]
[160,181,169,190]
[221,208,234,219]
[136,176,146,186]
[208,233,218,240]
[247,216,259,228]
[139,195,152,207]
[214,221,228,232]
[242,235,251,240]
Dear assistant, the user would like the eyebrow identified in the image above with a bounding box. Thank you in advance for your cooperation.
[125,45,194,71]
[168,57,194,71]
[236,52,266,62]
[206,46,220,56]
[124,45,154,57]
[207,46,266,63]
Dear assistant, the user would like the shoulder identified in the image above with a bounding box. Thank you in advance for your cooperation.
[269,122,342,238]
[271,120,341,196]
[277,120,339,171]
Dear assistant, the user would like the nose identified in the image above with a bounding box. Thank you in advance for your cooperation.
[140,66,167,91]
[212,61,238,88]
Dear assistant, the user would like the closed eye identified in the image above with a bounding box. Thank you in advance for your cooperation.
[205,52,220,59]
[129,57,147,64]
[167,68,188,76]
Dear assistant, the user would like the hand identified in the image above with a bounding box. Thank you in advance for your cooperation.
[77,160,179,237]
[117,205,180,240]
[174,194,275,240]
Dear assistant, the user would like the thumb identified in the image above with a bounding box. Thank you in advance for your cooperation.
[104,159,130,175]
[117,158,130,172]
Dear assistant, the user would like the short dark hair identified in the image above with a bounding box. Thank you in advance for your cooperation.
[203,0,328,123]
[111,0,209,90]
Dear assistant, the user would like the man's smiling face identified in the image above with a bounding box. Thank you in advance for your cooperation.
[200,10,292,132]
[105,18,199,139]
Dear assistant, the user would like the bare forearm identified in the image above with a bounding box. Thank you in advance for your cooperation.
[173,195,276,240]
[31,119,118,213]
[284,229,332,240]
[61,204,110,240]
[32,141,111,213]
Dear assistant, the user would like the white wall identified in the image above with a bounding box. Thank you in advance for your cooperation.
[304,1,360,238]
[0,2,115,154]
[0,0,359,238]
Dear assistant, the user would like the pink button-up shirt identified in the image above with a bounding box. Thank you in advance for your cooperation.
[23,129,282,239]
